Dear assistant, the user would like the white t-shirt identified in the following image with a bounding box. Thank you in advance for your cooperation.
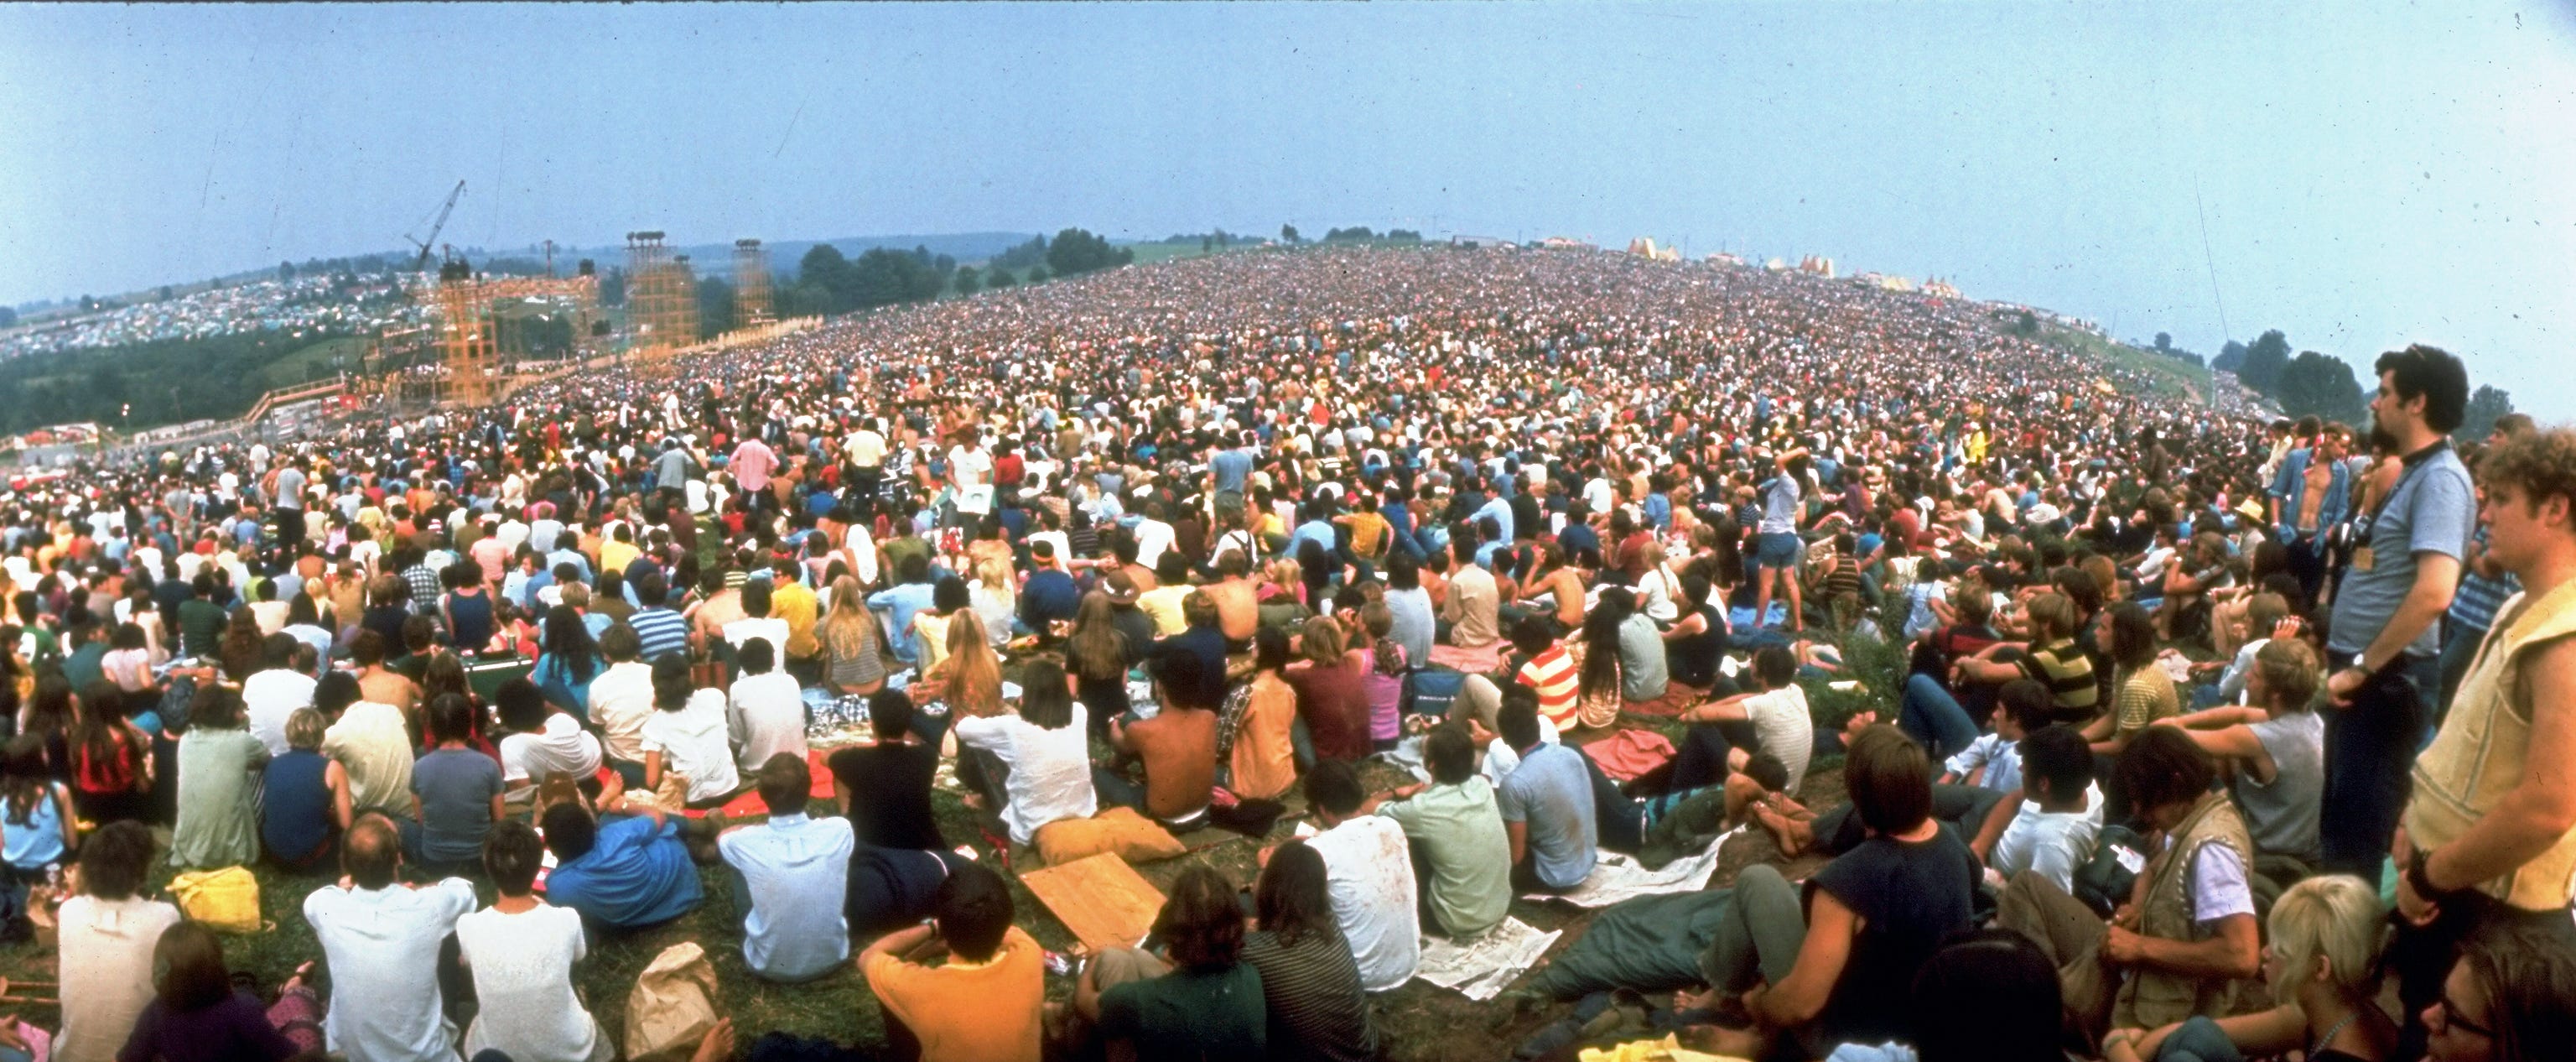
[1633,564,1682,623]
[1989,784,2106,893]
[1131,518,1176,570]
[640,690,741,804]
[1742,684,1815,794]
[304,879,476,1062]
[2189,841,2257,927]
[499,714,605,792]
[456,903,612,1062]
[723,617,792,658]
[1583,477,1617,514]
[1305,815,1420,992]
[847,429,887,468]
[242,669,318,757]
[2136,546,2179,583]
[585,661,656,764]
[727,671,809,773]
[953,707,1097,846]
[55,896,184,1062]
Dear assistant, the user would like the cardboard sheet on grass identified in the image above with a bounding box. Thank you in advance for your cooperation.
[1021,851,1166,953]
[1521,826,1748,908]
[1413,916,1561,1001]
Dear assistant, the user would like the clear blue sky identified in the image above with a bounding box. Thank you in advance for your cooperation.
[4,3,2572,417]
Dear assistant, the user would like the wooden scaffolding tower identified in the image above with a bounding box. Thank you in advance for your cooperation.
[670,255,700,349]
[435,260,498,407]
[625,231,688,374]
[734,238,775,327]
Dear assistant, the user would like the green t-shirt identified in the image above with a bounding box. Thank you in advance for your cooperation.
[1379,778,1513,938]
[879,535,930,582]
[1098,962,1266,1059]
[178,598,227,659]
[62,641,107,691]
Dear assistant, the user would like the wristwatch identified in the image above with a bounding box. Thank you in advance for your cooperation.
[2407,845,2454,899]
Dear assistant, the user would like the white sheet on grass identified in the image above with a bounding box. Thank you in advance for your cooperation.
[1519,825,1748,908]
[1413,916,1563,1001]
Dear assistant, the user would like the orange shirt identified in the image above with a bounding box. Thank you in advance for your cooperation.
[864,926,1045,1062]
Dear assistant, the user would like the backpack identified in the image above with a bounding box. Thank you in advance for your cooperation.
[2072,823,2151,917]
[1401,668,1468,721]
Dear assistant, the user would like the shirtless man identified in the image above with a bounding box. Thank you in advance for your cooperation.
[2296,427,2347,531]
[1202,548,1260,647]
[350,629,421,721]
[687,566,745,653]
[1104,653,1218,832]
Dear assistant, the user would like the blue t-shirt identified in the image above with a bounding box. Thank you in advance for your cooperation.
[1498,743,1598,889]
[1559,523,1601,563]
[1210,449,1254,495]
[869,583,940,663]
[1,783,68,870]
[412,748,503,863]
[261,751,334,862]
[546,814,704,927]
[2328,443,2475,660]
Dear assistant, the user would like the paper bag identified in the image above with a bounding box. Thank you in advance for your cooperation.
[623,940,720,1061]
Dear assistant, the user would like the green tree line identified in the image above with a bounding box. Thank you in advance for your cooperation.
[2211,329,2516,438]
[779,228,1133,317]
[0,327,360,435]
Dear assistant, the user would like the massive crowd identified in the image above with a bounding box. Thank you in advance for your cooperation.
[0,244,2569,1062]
[1,274,416,362]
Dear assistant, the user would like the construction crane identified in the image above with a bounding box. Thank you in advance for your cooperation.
[406,180,466,274]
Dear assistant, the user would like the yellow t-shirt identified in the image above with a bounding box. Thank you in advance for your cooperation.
[1136,585,1194,637]
[864,926,1045,1062]
[771,579,821,659]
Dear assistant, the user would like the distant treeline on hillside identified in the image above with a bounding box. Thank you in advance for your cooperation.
[0,328,360,436]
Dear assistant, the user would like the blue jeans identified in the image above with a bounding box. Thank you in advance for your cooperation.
[1093,765,1146,812]
[2153,1016,2243,1062]
[1899,673,1980,762]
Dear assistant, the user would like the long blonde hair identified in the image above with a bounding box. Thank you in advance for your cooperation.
[820,575,880,655]
[973,556,1015,595]
[941,611,1002,716]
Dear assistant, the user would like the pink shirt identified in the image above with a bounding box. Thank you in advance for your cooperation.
[730,440,777,492]
[470,535,509,586]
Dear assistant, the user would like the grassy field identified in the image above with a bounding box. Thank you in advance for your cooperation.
[257,336,368,392]
[2036,323,2212,405]
[0,603,1906,1060]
